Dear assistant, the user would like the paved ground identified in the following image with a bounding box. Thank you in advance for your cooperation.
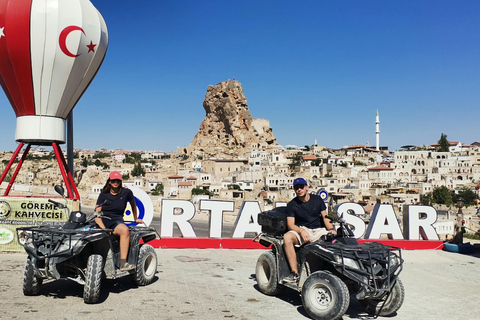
[1,242,479,320]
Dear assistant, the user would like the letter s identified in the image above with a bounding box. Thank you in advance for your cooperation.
[335,202,366,239]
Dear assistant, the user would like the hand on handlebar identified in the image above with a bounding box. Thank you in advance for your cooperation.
[328,229,337,235]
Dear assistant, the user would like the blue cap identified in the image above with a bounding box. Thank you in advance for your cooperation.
[293,178,307,186]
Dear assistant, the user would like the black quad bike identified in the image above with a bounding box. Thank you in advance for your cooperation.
[16,185,159,304]
[255,208,405,320]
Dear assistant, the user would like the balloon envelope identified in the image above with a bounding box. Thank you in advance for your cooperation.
[0,0,108,143]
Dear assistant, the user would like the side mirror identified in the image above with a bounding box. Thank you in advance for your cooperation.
[54,185,65,197]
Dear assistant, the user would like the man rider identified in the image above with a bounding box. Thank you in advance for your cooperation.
[282,178,336,283]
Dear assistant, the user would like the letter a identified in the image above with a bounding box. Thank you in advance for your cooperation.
[364,204,404,239]
[231,201,262,238]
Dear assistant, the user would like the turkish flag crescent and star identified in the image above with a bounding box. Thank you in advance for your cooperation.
[0,0,98,117]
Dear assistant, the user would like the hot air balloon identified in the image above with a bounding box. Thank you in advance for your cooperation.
[0,0,108,199]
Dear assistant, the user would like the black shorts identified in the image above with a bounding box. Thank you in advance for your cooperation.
[99,218,125,230]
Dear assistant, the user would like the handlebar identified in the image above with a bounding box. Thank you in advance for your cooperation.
[92,211,111,220]
[48,199,68,209]
[325,215,346,224]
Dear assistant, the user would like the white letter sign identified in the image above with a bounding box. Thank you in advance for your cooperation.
[231,201,262,238]
[336,202,366,239]
[403,205,439,240]
[364,204,404,240]
[161,199,196,238]
[200,200,234,238]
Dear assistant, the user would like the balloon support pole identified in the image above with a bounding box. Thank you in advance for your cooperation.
[0,142,80,200]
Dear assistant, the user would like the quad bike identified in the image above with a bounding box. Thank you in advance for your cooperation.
[16,185,159,304]
[255,213,405,320]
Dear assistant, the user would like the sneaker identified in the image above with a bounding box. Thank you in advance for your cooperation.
[120,262,135,271]
[282,271,299,284]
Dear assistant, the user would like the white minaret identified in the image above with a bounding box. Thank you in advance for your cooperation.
[375,109,380,151]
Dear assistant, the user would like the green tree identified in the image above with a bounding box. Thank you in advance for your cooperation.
[151,183,164,196]
[3,172,12,182]
[289,152,303,170]
[129,152,142,161]
[93,151,109,159]
[191,188,213,196]
[81,158,90,167]
[123,156,135,164]
[420,193,433,205]
[431,186,453,206]
[131,162,145,177]
[453,187,478,208]
[437,133,449,152]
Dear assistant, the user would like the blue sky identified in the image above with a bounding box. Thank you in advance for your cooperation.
[0,0,479,152]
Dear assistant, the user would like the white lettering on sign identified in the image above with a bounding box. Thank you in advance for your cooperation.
[158,199,439,241]
[231,201,262,238]
[403,205,438,240]
[336,202,366,238]
[199,199,234,238]
[161,199,196,237]
[365,204,404,239]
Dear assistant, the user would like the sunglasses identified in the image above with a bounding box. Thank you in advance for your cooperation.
[294,184,305,190]
[110,179,121,184]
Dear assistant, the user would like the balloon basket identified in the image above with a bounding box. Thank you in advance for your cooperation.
[0,142,80,200]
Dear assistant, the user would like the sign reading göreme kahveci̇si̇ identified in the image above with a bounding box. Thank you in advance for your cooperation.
[0,196,73,251]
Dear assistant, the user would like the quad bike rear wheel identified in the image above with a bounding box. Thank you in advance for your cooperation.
[255,251,284,296]
[134,244,158,286]
[23,257,43,296]
[83,254,103,304]
[360,278,405,316]
[301,271,350,320]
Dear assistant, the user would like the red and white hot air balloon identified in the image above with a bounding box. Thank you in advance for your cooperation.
[0,0,108,143]
[0,0,108,199]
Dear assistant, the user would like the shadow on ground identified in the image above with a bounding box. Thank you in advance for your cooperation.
[38,275,159,303]
[251,273,386,320]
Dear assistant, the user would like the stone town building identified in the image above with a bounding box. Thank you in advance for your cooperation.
[202,158,249,179]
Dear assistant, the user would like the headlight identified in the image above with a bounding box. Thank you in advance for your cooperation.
[17,230,32,245]
[57,239,81,252]
[335,255,360,270]
[388,254,400,268]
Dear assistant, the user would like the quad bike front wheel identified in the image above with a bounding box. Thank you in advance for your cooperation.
[83,254,103,304]
[255,251,284,296]
[301,271,350,320]
[360,278,405,316]
[134,244,158,286]
[23,257,43,296]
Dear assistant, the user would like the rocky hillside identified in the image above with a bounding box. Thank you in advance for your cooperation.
[187,80,277,157]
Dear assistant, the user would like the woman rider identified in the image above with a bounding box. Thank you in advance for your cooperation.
[95,171,143,271]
